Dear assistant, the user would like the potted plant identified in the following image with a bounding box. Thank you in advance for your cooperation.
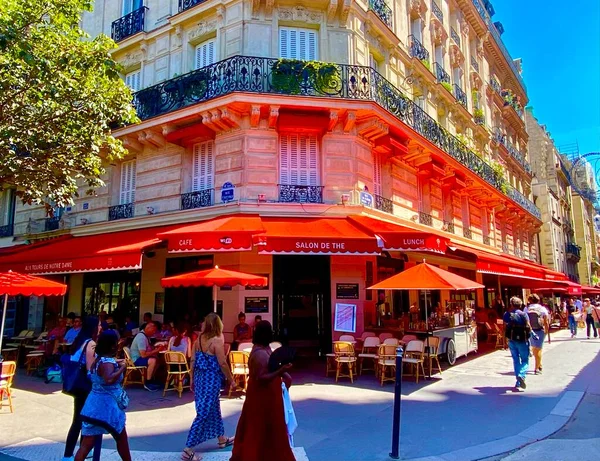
[271,59,341,95]
[420,58,431,70]
[441,81,452,93]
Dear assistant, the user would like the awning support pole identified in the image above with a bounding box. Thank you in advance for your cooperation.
[0,293,8,354]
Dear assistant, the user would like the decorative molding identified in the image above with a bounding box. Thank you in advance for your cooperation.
[172,25,183,50]
[327,0,339,25]
[410,0,428,20]
[269,106,279,129]
[265,0,275,17]
[278,6,323,23]
[216,6,225,24]
[431,20,448,45]
[120,50,144,71]
[340,0,351,26]
[188,20,218,43]
[251,0,261,19]
[449,44,465,67]
[343,111,356,133]
[328,110,339,131]
[250,105,261,128]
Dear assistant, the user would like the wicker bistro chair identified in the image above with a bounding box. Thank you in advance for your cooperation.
[25,351,45,375]
[0,361,17,413]
[339,335,355,342]
[229,351,250,396]
[358,336,381,375]
[163,351,191,398]
[377,345,397,386]
[402,340,426,383]
[485,322,498,344]
[424,336,442,376]
[378,333,394,342]
[123,347,147,388]
[333,341,357,383]
[399,334,417,346]
[383,338,400,346]
[238,342,253,353]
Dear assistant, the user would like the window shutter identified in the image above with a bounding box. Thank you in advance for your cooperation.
[192,142,215,191]
[125,71,141,92]
[373,152,382,196]
[279,27,318,60]
[279,134,319,186]
[120,160,136,205]
[195,39,216,70]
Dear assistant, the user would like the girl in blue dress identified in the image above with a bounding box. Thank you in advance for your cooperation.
[75,330,131,461]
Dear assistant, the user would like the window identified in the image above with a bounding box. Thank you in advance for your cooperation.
[369,53,379,72]
[452,67,462,87]
[122,0,143,15]
[0,189,16,234]
[125,70,141,92]
[461,196,471,229]
[414,95,426,110]
[119,160,136,205]
[279,27,318,60]
[411,19,422,41]
[373,151,382,196]
[192,141,215,191]
[195,39,216,70]
[279,133,319,186]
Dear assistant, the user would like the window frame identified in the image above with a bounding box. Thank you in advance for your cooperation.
[119,159,136,205]
[192,141,215,192]
[279,132,320,187]
[194,38,217,70]
[278,26,319,60]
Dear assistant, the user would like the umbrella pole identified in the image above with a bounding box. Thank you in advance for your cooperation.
[213,285,217,313]
[425,291,431,379]
[0,294,8,354]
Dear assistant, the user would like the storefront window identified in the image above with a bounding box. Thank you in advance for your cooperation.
[82,271,140,322]
[375,256,408,326]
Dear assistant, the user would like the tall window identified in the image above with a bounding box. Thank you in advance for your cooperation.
[122,0,143,15]
[119,160,136,205]
[195,39,216,70]
[0,189,16,233]
[279,133,319,186]
[125,70,141,92]
[461,196,471,230]
[192,141,215,191]
[373,151,382,196]
[279,27,318,60]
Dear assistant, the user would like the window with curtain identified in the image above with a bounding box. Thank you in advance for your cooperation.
[279,27,318,60]
[122,0,143,15]
[279,133,319,186]
[119,160,136,205]
[195,39,216,70]
[192,141,215,191]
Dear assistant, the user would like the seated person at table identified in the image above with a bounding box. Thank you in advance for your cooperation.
[130,321,165,391]
[46,317,67,354]
[63,316,82,344]
[124,315,137,334]
[168,324,191,358]
[140,312,153,331]
[159,322,173,340]
[232,312,253,350]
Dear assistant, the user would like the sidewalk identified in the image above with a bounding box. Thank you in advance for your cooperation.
[0,329,598,461]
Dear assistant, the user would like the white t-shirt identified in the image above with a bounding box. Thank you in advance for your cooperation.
[168,336,190,357]
[130,332,150,362]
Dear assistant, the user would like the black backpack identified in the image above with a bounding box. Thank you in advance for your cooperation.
[505,312,531,342]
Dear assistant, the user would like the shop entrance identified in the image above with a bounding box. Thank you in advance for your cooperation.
[273,255,331,356]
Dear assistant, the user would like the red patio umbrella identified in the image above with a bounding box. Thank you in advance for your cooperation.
[161,266,268,312]
[0,271,67,353]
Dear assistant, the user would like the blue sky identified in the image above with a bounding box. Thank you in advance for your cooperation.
[494,0,600,154]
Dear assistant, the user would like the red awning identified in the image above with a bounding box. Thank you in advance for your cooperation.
[582,285,600,295]
[348,216,449,254]
[157,215,264,253]
[254,217,381,255]
[0,227,170,275]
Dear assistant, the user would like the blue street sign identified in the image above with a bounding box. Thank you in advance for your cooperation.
[221,182,235,203]
[360,191,373,207]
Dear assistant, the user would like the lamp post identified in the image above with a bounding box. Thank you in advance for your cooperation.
[389,345,404,459]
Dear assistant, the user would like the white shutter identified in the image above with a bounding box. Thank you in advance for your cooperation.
[279,134,319,186]
[192,142,215,191]
[279,27,318,60]
[120,160,136,205]
[125,70,141,92]
[373,152,382,196]
[195,39,216,70]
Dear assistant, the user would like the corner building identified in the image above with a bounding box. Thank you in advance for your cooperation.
[1,0,570,352]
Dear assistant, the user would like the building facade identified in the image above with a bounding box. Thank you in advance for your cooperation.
[2,0,560,349]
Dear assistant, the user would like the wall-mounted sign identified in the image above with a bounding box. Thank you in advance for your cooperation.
[221,182,235,203]
[336,283,360,299]
[244,296,269,313]
[360,191,373,207]
[334,303,357,333]
[82,203,89,210]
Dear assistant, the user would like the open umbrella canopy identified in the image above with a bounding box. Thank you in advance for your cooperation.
[161,266,268,289]
[367,262,484,291]
[0,271,67,297]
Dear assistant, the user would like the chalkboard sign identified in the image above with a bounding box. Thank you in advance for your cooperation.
[336,283,360,299]
[244,296,269,314]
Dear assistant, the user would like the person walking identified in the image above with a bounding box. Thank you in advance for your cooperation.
[583,298,599,339]
[525,294,549,374]
[567,299,578,338]
[181,313,236,461]
[230,321,296,461]
[75,330,131,461]
[504,296,532,391]
[62,317,102,461]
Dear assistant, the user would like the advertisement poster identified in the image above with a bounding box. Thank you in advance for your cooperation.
[334,303,357,333]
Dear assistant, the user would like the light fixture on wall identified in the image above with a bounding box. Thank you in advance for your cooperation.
[341,194,350,205]
[146,206,155,215]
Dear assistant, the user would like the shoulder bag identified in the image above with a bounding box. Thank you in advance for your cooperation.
[61,340,92,396]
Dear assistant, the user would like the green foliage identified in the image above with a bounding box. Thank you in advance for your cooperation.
[441,81,453,93]
[271,59,341,95]
[474,108,484,118]
[0,0,138,207]
[420,58,431,70]
[489,159,508,191]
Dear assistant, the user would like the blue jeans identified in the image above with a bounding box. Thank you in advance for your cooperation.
[508,340,529,381]
[568,315,577,336]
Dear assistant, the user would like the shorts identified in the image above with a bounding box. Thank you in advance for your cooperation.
[134,357,150,367]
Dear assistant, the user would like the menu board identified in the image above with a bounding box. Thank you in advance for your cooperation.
[336,283,360,299]
[244,296,269,313]
[334,303,357,333]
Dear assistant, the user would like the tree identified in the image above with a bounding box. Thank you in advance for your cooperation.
[0,0,138,208]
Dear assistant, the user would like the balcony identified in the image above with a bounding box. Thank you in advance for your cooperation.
[434,62,451,85]
[111,7,147,43]
[489,78,501,94]
[566,242,581,261]
[44,217,61,232]
[470,55,479,73]
[375,194,393,214]
[483,235,491,245]
[279,185,324,204]
[431,1,444,22]
[131,55,541,220]
[502,242,509,253]
[451,27,461,46]
[108,203,134,221]
[494,129,532,175]
[454,84,468,108]
[0,224,13,238]
[368,0,393,29]
[474,110,485,125]
[408,35,430,63]
[463,228,473,239]
[181,189,214,210]
[178,0,209,13]
[419,212,433,226]
[443,220,455,234]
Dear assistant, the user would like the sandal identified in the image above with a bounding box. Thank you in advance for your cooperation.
[218,436,235,449]
[181,448,202,461]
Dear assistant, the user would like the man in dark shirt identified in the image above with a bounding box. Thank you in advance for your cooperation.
[504,296,531,391]
[567,300,578,338]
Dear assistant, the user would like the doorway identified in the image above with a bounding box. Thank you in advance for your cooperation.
[273,255,331,356]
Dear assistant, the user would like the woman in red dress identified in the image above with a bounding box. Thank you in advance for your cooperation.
[230,321,295,461]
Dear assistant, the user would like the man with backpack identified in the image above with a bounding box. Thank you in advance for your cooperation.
[504,296,532,391]
[524,294,549,375]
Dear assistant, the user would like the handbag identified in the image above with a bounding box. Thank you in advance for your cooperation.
[61,340,91,396]
[96,359,129,410]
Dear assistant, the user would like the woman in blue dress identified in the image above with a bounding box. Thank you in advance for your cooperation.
[75,330,131,461]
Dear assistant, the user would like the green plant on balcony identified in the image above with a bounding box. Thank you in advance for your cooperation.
[271,59,341,95]
[489,159,508,190]
[441,81,453,93]
[420,58,431,70]
[500,88,523,113]
[474,108,484,119]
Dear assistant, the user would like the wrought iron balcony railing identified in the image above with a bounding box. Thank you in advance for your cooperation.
[451,27,461,46]
[434,62,450,84]
[483,235,491,245]
[111,7,147,43]
[444,220,455,234]
[474,113,485,125]
[181,189,214,210]
[44,217,61,232]
[131,55,540,220]
[0,224,13,238]
[431,1,444,22]
[369,0,393,29]
[279,185,324,204]
[108,203,134,221]
[493,129,532,175]
[408,35,430,62]
[470,55,479,72]
[375,194,393,214]
[566,242,581,260]
[502,242,509,253]
[179,0,209,13]
[419,212,433,226]
[454,84,467,108]
[463,228,473,239]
